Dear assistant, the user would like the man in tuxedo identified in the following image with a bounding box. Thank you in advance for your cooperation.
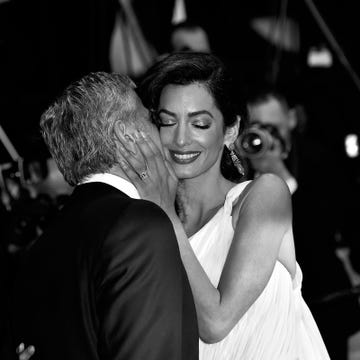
[11,72,198,360]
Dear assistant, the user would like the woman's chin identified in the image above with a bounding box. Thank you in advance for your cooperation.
[174,169,201,180]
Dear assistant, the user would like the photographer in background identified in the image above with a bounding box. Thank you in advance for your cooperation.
[239,85,300,194]
[239,84,360,359]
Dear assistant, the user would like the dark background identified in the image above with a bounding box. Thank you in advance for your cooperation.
[1,0,360,163]
[0,0,359,209]
[1,1,359,358]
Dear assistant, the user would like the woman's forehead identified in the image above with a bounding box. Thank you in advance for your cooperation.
[160,83,215,107]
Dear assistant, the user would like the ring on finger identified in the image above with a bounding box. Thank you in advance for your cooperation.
[139,170,148,180]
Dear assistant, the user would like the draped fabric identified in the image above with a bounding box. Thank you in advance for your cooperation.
[190,181,330,360]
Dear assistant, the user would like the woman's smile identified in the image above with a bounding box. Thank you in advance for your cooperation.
[169,150,201,164]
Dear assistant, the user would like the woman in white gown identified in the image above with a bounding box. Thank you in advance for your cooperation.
[121,51,330,360]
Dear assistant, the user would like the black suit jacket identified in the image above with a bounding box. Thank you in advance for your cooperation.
[11,182,198,360]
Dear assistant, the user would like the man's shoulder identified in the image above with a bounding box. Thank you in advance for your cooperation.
[72,183,164,213]
[122,199,170,222]
[107,199,174,245]
[100,199,179,278]
[86,188,169,227]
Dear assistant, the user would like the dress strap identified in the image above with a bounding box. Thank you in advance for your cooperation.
[223,180,252,215]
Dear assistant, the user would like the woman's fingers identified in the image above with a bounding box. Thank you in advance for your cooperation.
[117,128,166,181]
[137,130,162,157]
[117,129,172,194]
[119,157,154,200]
[119,159,144,186]
[134,130,167,176]
[118,131,177,212]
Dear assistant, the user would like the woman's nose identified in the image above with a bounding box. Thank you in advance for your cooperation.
[174,123,191,147]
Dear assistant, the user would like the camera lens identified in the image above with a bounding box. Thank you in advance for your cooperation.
[240,131,265,155]
[238,124,288,159]
[238,126,273,158]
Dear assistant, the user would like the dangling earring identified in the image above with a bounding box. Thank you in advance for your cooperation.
[228,143,245,176]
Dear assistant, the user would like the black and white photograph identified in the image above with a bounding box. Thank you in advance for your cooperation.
[1,0,360,359]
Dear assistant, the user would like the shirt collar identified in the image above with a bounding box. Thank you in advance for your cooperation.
[81,173,140,199]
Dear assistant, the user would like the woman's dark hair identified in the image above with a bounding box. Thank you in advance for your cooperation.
[138,51,246,182]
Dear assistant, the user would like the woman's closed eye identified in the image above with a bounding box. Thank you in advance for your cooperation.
[158,112,212,129]
[158,114,176,127]
[192,119,211,129]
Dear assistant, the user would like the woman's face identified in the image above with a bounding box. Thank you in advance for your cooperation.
[158,83,228,180]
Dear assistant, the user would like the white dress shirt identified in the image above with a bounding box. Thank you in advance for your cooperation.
[81,173,140,199]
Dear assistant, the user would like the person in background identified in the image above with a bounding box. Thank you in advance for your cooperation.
[242,85,300,194]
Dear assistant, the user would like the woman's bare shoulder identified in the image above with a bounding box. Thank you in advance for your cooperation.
[251,173,289,192]
[246,173,291,204]
[232,174,292,224]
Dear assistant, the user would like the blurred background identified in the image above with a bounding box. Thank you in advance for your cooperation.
[0,0,359,358]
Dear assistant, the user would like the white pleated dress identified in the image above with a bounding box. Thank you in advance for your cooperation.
[190,181,330,360]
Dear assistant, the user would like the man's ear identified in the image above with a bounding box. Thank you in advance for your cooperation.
[113,120,125,146]
[113,120,125,140]
[224,115,241,147]
[113,121,137,154]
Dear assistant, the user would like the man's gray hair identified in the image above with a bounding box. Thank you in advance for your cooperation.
[40,72,137,186]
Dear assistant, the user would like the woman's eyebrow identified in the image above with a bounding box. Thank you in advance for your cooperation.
[188,110,213,118]
[158,109,175,116]
[158,109,213,118]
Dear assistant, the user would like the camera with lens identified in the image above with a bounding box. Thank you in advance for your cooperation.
[237,123,287,159]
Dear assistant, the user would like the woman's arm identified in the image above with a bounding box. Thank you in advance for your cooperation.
[169,174,292,343]
[215,174,292,340]
[119,131,292,343]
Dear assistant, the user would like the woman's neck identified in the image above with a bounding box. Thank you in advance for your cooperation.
[176,173,235,236]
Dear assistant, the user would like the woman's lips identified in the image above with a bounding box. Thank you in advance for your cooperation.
[169,150,201,164]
